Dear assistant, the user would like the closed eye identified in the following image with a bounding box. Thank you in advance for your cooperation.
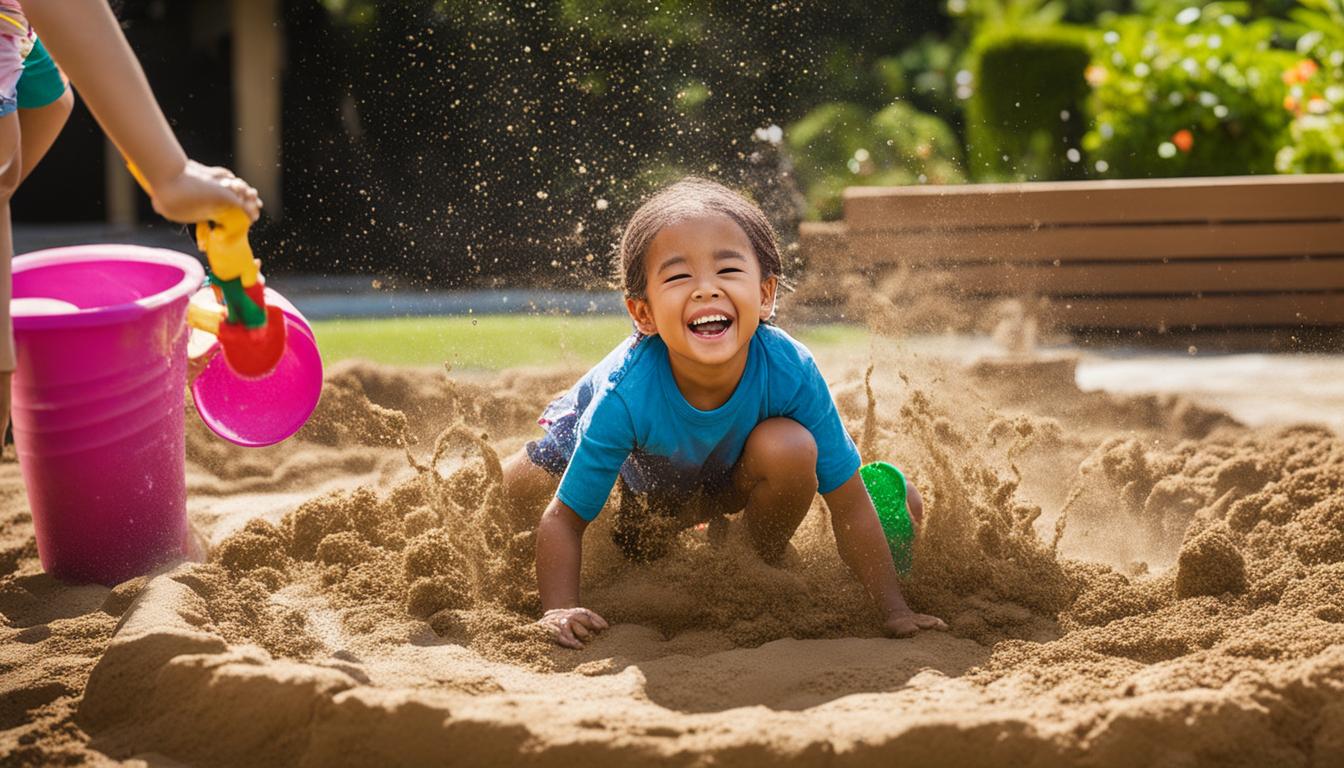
[718,267,744,275]
[664,273,691,283]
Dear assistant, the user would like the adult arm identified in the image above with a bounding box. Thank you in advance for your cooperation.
[22,0,184,186]
[21,0,260,221]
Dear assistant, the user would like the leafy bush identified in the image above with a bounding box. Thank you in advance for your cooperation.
[1082,3,1297,178]
[964,26,1092,181]
[1278,110,1344,172]
[786,101,965,220]
[896,34,968,121]
[1276,0,1344,172]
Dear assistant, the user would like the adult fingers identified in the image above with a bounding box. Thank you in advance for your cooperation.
[196,163,259,219]
[192,187,249,225]
[225,177,257,200]
[224,178,262,221]
[233,191,261,222]
[204,163,235,181]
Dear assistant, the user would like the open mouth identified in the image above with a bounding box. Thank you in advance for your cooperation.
[687,313,733,338]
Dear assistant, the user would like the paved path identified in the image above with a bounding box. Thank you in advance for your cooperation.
[14,223,624,320]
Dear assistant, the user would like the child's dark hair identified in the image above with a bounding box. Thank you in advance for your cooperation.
[617,178,783,299]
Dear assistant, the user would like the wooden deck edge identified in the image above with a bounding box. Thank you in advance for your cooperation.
[842,173,1344,199]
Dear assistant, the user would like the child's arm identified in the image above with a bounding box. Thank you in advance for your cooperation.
[824,472,947,638]
[21,0,260,222]
[536,497,609,649]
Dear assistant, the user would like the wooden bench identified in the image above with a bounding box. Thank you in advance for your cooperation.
[800,174,1344,332]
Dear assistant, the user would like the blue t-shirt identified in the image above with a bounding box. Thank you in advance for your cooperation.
[534,324,861,521]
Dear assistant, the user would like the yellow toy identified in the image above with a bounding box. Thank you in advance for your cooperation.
[129,163,286,377]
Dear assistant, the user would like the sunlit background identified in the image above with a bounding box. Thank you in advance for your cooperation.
[15,0,1341,291]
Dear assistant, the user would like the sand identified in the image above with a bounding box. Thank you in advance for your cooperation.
[2,343,1343,767]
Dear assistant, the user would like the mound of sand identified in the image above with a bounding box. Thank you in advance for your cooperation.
[3,342,1344,766]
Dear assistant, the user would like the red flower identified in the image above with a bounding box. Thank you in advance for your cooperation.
[1172,129,1194,153]
[1285,59,1320,85]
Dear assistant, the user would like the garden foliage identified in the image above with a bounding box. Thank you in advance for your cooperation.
[1275,0,1344,172]
[218,0,1344,269]
[1082,3,1297,177]
[787,0,1343,219]
[787,101,964,220]
[964,27,1092,181]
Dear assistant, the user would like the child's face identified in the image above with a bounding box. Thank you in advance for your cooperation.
[626,214,777,369]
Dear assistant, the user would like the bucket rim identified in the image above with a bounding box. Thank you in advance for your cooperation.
[12,245,206,330]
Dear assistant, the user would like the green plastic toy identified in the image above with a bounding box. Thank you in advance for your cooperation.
[859,461,915,576]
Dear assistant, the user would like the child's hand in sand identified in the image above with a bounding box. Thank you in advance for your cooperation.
[150,160,262,224]
[539,607,609,650]
[884,610,948,639]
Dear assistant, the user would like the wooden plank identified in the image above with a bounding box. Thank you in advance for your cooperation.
[844,174,1344,231]
[1046,293,1344,329]
[926,258,1344,296]
[798,221,848,262]
[799,221,847,238]
[843,221,1344,266]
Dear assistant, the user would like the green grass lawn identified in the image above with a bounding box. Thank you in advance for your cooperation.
[310,315,867,370]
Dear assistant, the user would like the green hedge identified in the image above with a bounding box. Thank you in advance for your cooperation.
[786,101,964,220]
[1082,5,1296,178]
[965,27,1092,182]
[1276,0,1344,173]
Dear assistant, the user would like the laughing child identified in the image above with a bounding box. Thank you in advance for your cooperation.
[502,178,946,649]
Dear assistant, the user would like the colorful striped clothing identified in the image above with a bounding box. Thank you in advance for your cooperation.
[0,1,33,117]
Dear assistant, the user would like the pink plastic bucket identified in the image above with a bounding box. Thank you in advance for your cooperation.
[11,245,204,585]
[190,286,323,447]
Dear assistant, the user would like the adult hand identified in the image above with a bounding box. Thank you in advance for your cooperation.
[538,607,609,650]
[150,160,262,224]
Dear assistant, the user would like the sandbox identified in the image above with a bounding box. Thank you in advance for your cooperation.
[3,342,1343,766]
